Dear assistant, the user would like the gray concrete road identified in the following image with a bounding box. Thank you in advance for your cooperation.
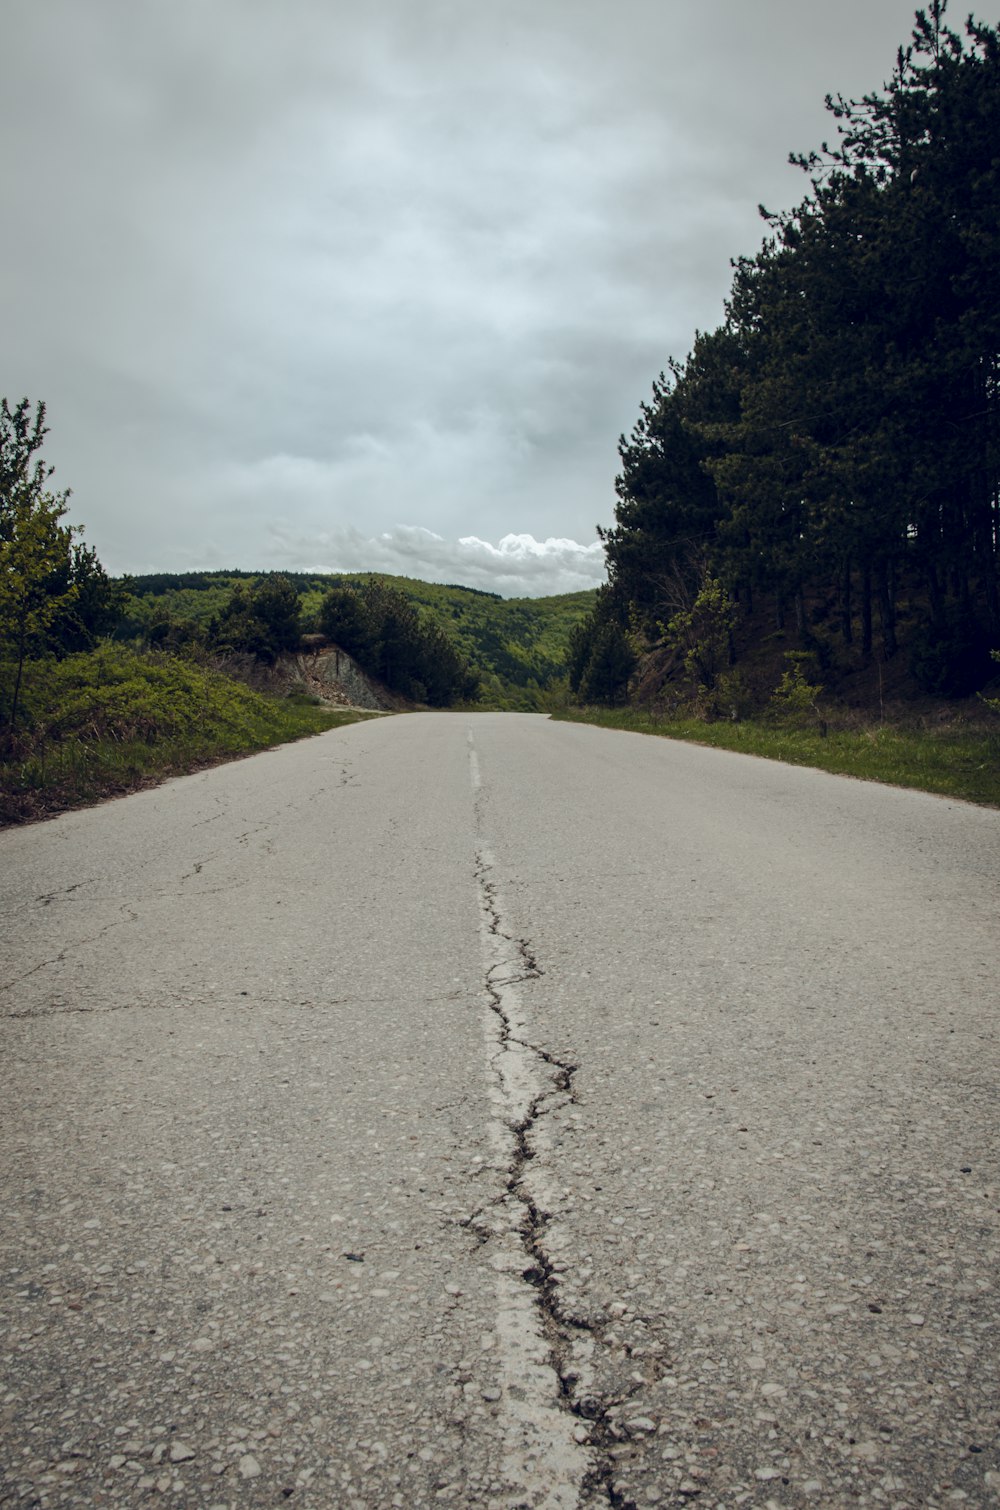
[1,712,998,1509]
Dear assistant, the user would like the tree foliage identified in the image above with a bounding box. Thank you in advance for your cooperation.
[567,587,637,705]
[209,574,303,663]
[317,578,479,705]
[1,399,125,732]
[601,4,1000,702]
[661,574,738,692]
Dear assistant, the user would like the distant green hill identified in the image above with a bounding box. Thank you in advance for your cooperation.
[118,572,599,709]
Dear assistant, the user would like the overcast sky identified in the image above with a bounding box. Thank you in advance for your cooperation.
[2,0,925,596]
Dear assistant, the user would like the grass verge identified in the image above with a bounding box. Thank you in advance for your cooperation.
[552,706,1000,807]
[1,644,377,826]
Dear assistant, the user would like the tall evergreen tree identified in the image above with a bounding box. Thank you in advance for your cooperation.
[604,324,745,629]
[598,3,999,698]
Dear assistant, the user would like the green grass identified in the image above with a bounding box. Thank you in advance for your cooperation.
[552,706,1000,807]
[1,644,375,826]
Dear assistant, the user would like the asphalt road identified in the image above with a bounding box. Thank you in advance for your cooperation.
[1,712,998,1509]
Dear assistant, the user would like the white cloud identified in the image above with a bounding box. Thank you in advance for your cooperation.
[456,533,605,594]
[266,523,605,599]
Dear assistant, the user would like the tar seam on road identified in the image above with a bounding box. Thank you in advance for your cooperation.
[468,735,640,1510]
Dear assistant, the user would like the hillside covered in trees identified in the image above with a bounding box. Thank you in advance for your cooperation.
[119,572,597,709]
[571,2,1000,714]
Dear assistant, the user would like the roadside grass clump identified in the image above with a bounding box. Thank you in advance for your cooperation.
[0,643,372,825]
[552,705,1000,808]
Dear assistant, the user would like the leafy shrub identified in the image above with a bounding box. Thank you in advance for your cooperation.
[660,575,737,695]
[1,644,360,824]
[979,651,1000,717]
[703,667,757,721]
[770,651,824,727]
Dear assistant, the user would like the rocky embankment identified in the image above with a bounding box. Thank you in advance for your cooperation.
[210,643,404,712]
[279,647,404,712]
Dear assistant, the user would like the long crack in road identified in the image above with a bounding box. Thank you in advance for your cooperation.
[2,711,999,1508]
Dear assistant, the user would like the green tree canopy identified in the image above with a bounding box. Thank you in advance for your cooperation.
[1,399,123,730]
[316,578,478,705]
[597,2,1000,698]
[210,574,303,663]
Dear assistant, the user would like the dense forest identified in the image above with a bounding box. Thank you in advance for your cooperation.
[571,3,1000,710]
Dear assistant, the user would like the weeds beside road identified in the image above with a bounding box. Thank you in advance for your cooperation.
[553,706,1000,808]
[6,641,997,825]
[0,644,375,826]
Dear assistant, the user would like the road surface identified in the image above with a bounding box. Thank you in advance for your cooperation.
[1,712,998,1508]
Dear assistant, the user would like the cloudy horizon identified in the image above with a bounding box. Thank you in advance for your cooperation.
[2,0,926,597]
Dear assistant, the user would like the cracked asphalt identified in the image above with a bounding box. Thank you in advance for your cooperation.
[2,711,999,1509]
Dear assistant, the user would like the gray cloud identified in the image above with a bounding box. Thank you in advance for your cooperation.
[1,0,923,594]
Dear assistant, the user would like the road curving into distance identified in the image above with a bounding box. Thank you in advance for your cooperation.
[2,711,998,1507]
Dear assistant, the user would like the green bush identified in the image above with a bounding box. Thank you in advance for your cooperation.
[703,667,757,722]
[0,644,366,824]
[770,651,824,724]
[661,575,737,694]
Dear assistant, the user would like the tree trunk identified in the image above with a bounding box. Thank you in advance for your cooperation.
[878,561,898,659]
[985,525,1000,633]
[861,565,873,658]
[8,619,28,734]
[926,561,945,627]
[981,487,1000,631]
[840,559,853,645]
[794,588,807,639]
[775,594,785,631]
[969,356,998,629]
